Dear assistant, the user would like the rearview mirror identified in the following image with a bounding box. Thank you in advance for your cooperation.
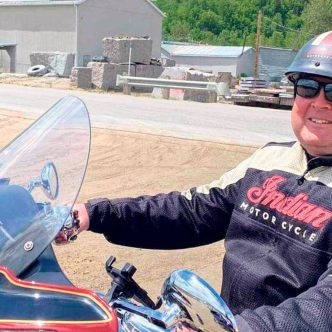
[28,162,59,200]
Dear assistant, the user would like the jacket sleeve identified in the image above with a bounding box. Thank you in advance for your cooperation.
[86,182,238,249]
[84,149,259,250]
[85,147,262,249]
[235,264,332,332]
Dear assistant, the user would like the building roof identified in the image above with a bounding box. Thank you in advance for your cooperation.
[0,0,165,16]
[0,42,16,48]
[161,43,252,58]
[144,0,165,17]
[0,0,85,5]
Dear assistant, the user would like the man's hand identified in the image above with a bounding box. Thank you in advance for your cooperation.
[53,203,90,245]
[174,323,197,332]
[73,203,90,232]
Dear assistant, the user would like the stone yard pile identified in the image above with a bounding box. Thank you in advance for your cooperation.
[152,67,218,103]
[64,36,218,103]
[71,36,164,92]
[30,52,75,77]
[103,37,152,64]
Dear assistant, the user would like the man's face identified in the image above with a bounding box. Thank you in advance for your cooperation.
[291,75,332,156]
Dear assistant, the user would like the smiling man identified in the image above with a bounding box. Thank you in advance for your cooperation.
[291,76,332,156]
[65,31,332,331]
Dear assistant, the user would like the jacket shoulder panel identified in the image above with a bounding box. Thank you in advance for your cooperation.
[193,141,306,195]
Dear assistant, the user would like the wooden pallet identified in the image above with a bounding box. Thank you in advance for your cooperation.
[232,87,294,108]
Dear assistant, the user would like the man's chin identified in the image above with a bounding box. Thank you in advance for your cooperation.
[301,142,332,156]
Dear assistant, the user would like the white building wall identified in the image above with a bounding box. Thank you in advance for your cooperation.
[0,50,11,73]
[77,0,162,66]
[237,48,255,78]
[171,55,238,75]
[0,5,76,73]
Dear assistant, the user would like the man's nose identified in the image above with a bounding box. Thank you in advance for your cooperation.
[313,88,332,110]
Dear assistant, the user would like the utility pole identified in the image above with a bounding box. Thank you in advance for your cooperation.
[128,39,132,76]
[254,10,262,82]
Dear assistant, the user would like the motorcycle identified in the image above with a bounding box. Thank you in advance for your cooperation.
[0,96,238,332]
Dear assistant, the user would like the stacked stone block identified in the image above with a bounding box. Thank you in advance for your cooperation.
[70,67,92,89]
[87,62,135,90]
[152,67,217,103]
[102,37,152,64]
[217,72,232,84]
[30,52,75,77]
[116,64,136,79]
[161,58,176,67]
[69,36,170,95]
[88,62,117,90]
[30,53,52,67]
[216,72,232,96]
[184,70,217,103]
[133,64,164,92]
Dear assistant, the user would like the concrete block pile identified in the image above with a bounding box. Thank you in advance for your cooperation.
[30,52,75,77]
[152,67,217,103]
[71,36,164,91]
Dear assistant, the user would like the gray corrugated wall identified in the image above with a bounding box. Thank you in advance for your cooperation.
[258,48,297,81]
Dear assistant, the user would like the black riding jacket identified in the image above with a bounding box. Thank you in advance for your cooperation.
[87,141,332,331]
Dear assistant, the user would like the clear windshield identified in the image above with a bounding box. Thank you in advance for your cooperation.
[0,96,90,275]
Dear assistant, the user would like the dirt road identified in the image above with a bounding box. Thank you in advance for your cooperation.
[0,108,256,299]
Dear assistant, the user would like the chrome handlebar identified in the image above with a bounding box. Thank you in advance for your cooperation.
[110,269,238,332]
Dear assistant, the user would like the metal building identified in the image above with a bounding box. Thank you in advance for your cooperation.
[0,0,164,73]
[161,42,255,76]
[257,46,297,81]
[162,42,297,81]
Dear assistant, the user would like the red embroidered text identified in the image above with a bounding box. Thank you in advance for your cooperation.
[247,175,332,229]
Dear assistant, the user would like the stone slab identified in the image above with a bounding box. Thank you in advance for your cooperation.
[30,52,75,77]
[183,70,217,103]
[153,67,217,103]
[87,62,135,90]
[102,37,152,64]
[88,62,117,90]
[49,53,75,77]
[30,53,51,67]
[70,67,92,89]
[133,64,164,92]
[161,58,176,67]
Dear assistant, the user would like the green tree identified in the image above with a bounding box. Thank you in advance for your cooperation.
[301,0,332,38]
[198,11,222,35]
[155,0,308,48]
[170,22,191,41]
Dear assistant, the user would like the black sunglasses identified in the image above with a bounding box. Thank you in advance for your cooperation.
[295,78,332,102]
